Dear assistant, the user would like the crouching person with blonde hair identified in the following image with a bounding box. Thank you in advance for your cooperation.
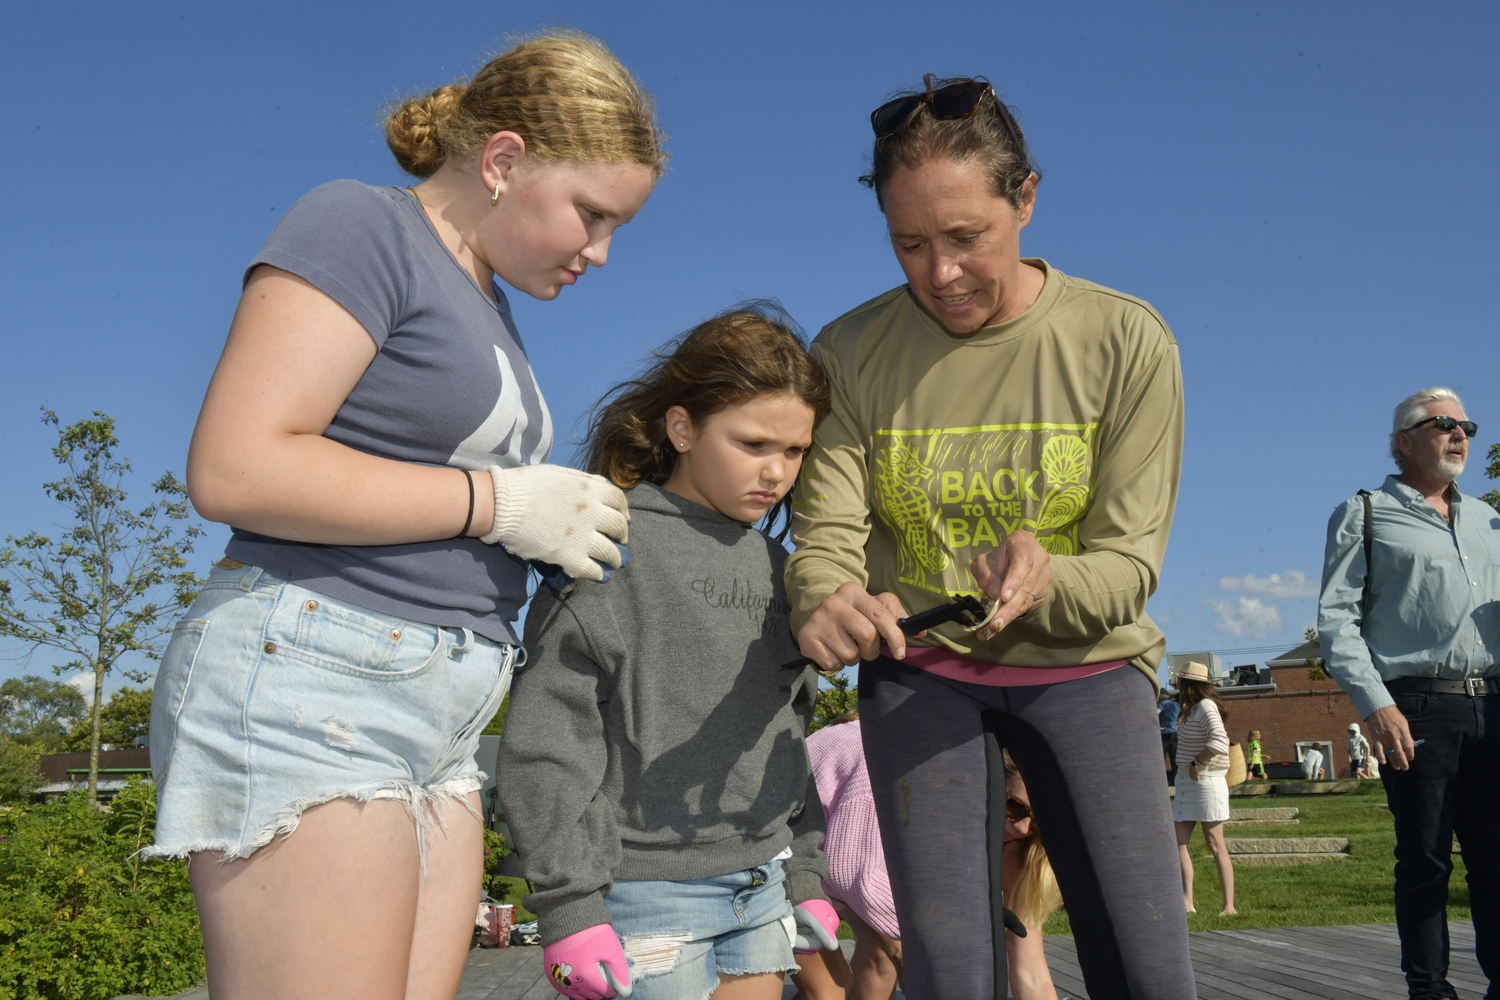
[794,710,1066,1000]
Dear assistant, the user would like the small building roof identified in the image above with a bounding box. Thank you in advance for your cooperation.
[1266,640,1322,666]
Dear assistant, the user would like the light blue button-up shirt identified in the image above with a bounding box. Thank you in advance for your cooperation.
[1318,475,1500,719]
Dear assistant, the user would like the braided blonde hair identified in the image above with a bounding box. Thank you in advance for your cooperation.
[384,30,667,178]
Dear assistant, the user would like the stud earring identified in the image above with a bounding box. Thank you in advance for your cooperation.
[490,181,502,207]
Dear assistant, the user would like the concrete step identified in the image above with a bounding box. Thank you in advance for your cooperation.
[1225,807,1300,826]
[1226,836,1348,854]
[1229,807,1300,820]
[1228,782,1274,797]
[1273,779,1362,795]
[1232,852,1349,867]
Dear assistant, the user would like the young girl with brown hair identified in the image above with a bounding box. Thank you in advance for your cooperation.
[149,31,664,1000]
[498,304,841,1000]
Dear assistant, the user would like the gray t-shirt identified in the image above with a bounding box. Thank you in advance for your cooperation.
[225,180,552,644]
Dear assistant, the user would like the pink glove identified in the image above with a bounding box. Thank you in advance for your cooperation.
[792,899,840,954]
[543,924,632,999]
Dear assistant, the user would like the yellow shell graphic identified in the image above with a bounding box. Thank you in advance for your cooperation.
[1038,532,1076,556]
[1040,435,1089,485]
[1037,483,1090,531]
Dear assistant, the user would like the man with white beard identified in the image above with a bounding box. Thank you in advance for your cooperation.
[1318,386,1499,1000]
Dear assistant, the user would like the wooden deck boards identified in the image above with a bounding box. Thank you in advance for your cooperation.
[447,921,1484,1000]
[121,921,1468,999]
[1035,921,1479,1000]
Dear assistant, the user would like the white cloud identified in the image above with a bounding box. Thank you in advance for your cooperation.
[1217,570,1319,599]
[1208,597,1284,639]
[65,673,93,697]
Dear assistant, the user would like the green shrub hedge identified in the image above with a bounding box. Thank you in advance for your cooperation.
[0,779,204,1000]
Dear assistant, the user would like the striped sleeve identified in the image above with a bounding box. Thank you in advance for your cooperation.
[1174,701,1230,769]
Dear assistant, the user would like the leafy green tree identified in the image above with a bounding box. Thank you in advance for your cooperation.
[63,686,152,753]
[0,737,45,803]
[0,411,203,804]
[0,675,87,751]
[809,673,859,733]
[1303,625,1328,681]
[1481,442,1500,514]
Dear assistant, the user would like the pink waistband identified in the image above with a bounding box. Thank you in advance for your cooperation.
[897,645,1130,687]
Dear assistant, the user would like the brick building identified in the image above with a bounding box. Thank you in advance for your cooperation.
[1216,639,1368,778]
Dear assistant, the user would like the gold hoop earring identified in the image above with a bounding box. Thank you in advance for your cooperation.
[490,181,502,207]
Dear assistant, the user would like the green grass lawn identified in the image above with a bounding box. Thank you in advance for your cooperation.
[1043,780,1470,935]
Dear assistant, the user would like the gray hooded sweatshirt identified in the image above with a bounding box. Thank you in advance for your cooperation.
[497,483,828,945]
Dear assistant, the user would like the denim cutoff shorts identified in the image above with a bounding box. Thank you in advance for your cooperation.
[604,860,799,1000]
[145,562,515,867]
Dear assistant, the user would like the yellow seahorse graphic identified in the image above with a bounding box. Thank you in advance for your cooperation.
[876,439,949,585]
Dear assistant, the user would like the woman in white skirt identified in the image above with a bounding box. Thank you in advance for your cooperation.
[1171,661,1237,916]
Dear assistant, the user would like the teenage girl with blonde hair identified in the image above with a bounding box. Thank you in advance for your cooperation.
[148,31,664,1000]
[499,305,840,1000]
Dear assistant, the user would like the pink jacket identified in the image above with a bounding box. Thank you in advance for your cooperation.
[805,721,900,940]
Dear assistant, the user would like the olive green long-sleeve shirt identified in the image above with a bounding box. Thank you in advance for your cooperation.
[785,261,1183,679]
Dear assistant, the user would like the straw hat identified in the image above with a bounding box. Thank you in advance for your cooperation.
[1175,661,1213,684]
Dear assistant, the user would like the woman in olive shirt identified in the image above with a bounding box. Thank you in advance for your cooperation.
[787,76,1191,999]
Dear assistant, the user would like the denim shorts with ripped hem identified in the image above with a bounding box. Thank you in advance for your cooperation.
[605,860,800,1000]
[145,562,515,872]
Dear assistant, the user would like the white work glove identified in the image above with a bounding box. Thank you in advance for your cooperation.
[481,465,629,582]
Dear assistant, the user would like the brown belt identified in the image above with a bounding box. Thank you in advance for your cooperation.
[215,557,247,570]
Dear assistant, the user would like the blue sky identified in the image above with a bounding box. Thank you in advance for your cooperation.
[2,1,1497,694]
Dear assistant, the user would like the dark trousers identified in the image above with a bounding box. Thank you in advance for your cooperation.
[860,657,1196,1000]
[1382,688,1499,999]
[1162,731,1179,785]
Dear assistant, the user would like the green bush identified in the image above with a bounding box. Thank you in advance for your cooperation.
[481,825,510,897]
[0,778,204,999]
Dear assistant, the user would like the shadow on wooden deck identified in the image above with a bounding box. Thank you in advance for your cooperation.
[454,922,1482,1000]
[1042,920,1483,1000]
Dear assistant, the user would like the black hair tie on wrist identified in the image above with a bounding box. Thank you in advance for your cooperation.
[457,469,475,538]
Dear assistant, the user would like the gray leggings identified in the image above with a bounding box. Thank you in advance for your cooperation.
[859,657,1196,999]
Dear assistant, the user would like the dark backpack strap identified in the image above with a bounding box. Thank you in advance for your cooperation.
[1357,489,1374,615]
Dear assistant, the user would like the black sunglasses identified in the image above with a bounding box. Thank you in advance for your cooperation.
[871,81,1027,166]
[1406,415,1478,438]
[1005,795,1034,823]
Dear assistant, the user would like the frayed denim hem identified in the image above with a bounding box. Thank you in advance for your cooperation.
[140,770,485,876]
[716,962,802,978]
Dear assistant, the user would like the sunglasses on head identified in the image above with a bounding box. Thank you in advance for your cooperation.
[870,80,1027,164]
[1005,795,1034,823]
[1406,415,1478,438]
